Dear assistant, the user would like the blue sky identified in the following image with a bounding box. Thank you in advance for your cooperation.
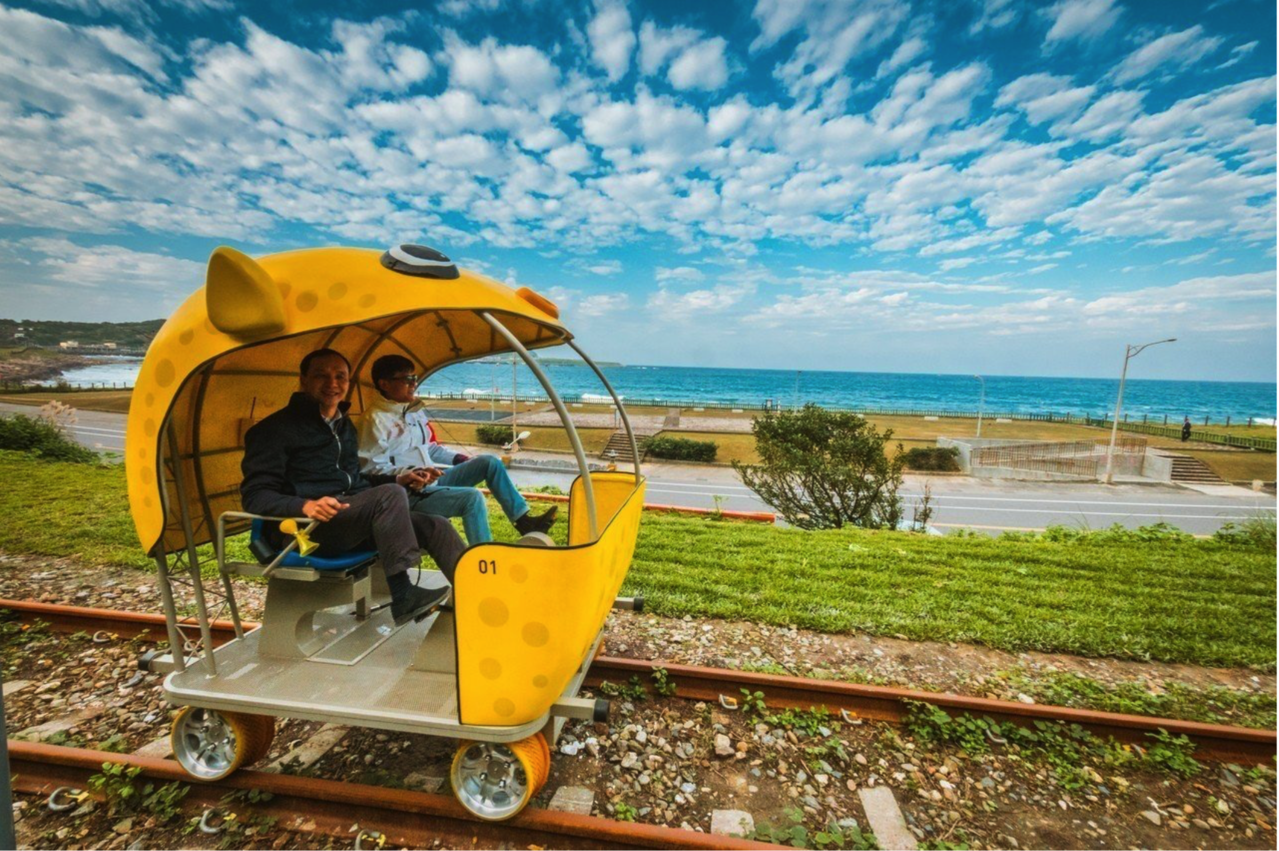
[0,0,1274,381]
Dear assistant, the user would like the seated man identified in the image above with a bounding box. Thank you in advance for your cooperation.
[240,348,463,625]
[357,354,557,545]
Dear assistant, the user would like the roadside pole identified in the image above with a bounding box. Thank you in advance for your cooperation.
[974,374,986,437]
[1104,338,1176,484]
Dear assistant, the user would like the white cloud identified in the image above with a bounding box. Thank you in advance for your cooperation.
[1081,271,1275,317]
[587,1,634,82]
[1113,26,1223,84]
[655,266,706,282]
[1043,0,1121,47]
[996,74,1096,125]
[638,22,729,91]
[754,0,909,100]
[446,36,558,102]
[19,237,204,289]
[1216,41,1257,71]
[668,37,730,91]
[875,36,926,79]
[969,0,1020,34]
[582,259,623,275]
[649,284,750,313]
[577,292,630,315]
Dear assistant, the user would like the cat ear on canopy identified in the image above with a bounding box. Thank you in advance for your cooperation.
[205,246,286,338]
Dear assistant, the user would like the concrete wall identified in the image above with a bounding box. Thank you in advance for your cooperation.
[1142,452,1173,482]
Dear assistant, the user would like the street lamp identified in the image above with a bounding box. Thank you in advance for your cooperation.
[1103,338,1176,484]
[973,375,986,438]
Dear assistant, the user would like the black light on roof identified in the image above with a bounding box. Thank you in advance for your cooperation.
[380,243,460,279]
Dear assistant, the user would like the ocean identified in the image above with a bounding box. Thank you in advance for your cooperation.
[53,357,1277,423]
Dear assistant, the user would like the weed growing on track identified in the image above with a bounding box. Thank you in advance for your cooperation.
[0,450,1273,669]
[997,669,1277,729]
[903,700,1202,788]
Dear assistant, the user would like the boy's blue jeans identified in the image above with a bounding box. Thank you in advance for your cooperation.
[408,455,529,545]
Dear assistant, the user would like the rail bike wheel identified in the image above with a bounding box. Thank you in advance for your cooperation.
[170,706,272,781]
[240,714,277,767]
[450,733,551,821]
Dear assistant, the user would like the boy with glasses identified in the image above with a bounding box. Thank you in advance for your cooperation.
[358,354,558,545]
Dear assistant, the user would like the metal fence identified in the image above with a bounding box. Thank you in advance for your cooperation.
[972,438,1147,478]
[1082,417,1277,452]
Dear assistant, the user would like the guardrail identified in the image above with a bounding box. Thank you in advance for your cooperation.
[0,381,134,393]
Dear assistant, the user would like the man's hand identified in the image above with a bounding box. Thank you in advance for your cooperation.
[397,467,441,490]
[302,496,348,522]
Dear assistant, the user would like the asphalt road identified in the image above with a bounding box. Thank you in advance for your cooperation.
[3,402,1273,535]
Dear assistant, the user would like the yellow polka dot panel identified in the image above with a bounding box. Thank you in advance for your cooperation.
[454,473,645,727]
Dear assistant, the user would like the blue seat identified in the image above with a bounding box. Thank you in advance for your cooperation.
[250,519,378,572]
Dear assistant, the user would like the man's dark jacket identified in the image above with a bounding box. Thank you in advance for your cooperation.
[240,392,395,518]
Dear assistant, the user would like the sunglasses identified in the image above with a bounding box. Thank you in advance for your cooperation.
[388,374,420,384]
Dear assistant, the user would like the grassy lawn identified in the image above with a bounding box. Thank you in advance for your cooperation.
[0,389,134,413]
[0,450,1273,670]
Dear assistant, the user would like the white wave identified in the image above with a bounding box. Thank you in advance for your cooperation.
[462,387,488,397]
[580,393,622,403]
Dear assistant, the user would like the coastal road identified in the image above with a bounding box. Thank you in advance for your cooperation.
[503,463,1276,537]
[3,402,1273,535]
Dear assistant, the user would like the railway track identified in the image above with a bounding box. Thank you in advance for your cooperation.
[4,598,1275,850]
[5,597,1273,765]
[9,740,777,850]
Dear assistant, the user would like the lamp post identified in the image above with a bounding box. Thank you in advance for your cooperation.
[1103,338,1176,484]
[974,374,986,438]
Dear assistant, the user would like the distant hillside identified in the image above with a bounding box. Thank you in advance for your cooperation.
[0,318,164,348]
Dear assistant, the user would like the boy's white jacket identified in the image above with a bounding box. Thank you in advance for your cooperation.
[357,395,455,475]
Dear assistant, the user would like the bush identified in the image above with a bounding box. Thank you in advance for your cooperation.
[475,423,514,445]
[646,435,718,462]
[0,410,98,463]
[1214,515,1277,551]
[733,405,903,530]
[902,446,961,472]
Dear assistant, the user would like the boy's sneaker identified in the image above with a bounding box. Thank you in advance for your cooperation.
[391,584,450,625]
[515,505,558,536]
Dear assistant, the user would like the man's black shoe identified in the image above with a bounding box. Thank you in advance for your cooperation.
[515,505,558,536]
[391,584,450,626]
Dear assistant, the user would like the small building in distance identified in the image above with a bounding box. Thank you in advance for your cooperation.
[58,340,80,349]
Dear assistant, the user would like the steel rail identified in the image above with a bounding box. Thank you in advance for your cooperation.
[3,599,1273,764]
[8,741,780,850]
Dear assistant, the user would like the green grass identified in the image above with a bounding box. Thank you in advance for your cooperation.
[0,451,1273,670]
[623,513,1275,670]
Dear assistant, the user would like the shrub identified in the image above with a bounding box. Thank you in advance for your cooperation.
[902,446,961,472]
[733,405,904,530]
[1214,514,1277,551]
[0,409,98,463]
[475,423,514,445]
[646,435,718,462]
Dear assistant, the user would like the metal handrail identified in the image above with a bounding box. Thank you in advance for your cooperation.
[567,339,641,486]
[480,312,598,540]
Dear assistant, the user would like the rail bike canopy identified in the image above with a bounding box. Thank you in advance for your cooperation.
[124,244,577,557]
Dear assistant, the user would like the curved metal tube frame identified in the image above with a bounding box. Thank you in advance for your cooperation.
[566,339,641,485]
[480,312,598,541]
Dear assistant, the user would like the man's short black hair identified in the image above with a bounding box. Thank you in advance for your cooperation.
[299,348,351,376]
[371,354,416,386]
